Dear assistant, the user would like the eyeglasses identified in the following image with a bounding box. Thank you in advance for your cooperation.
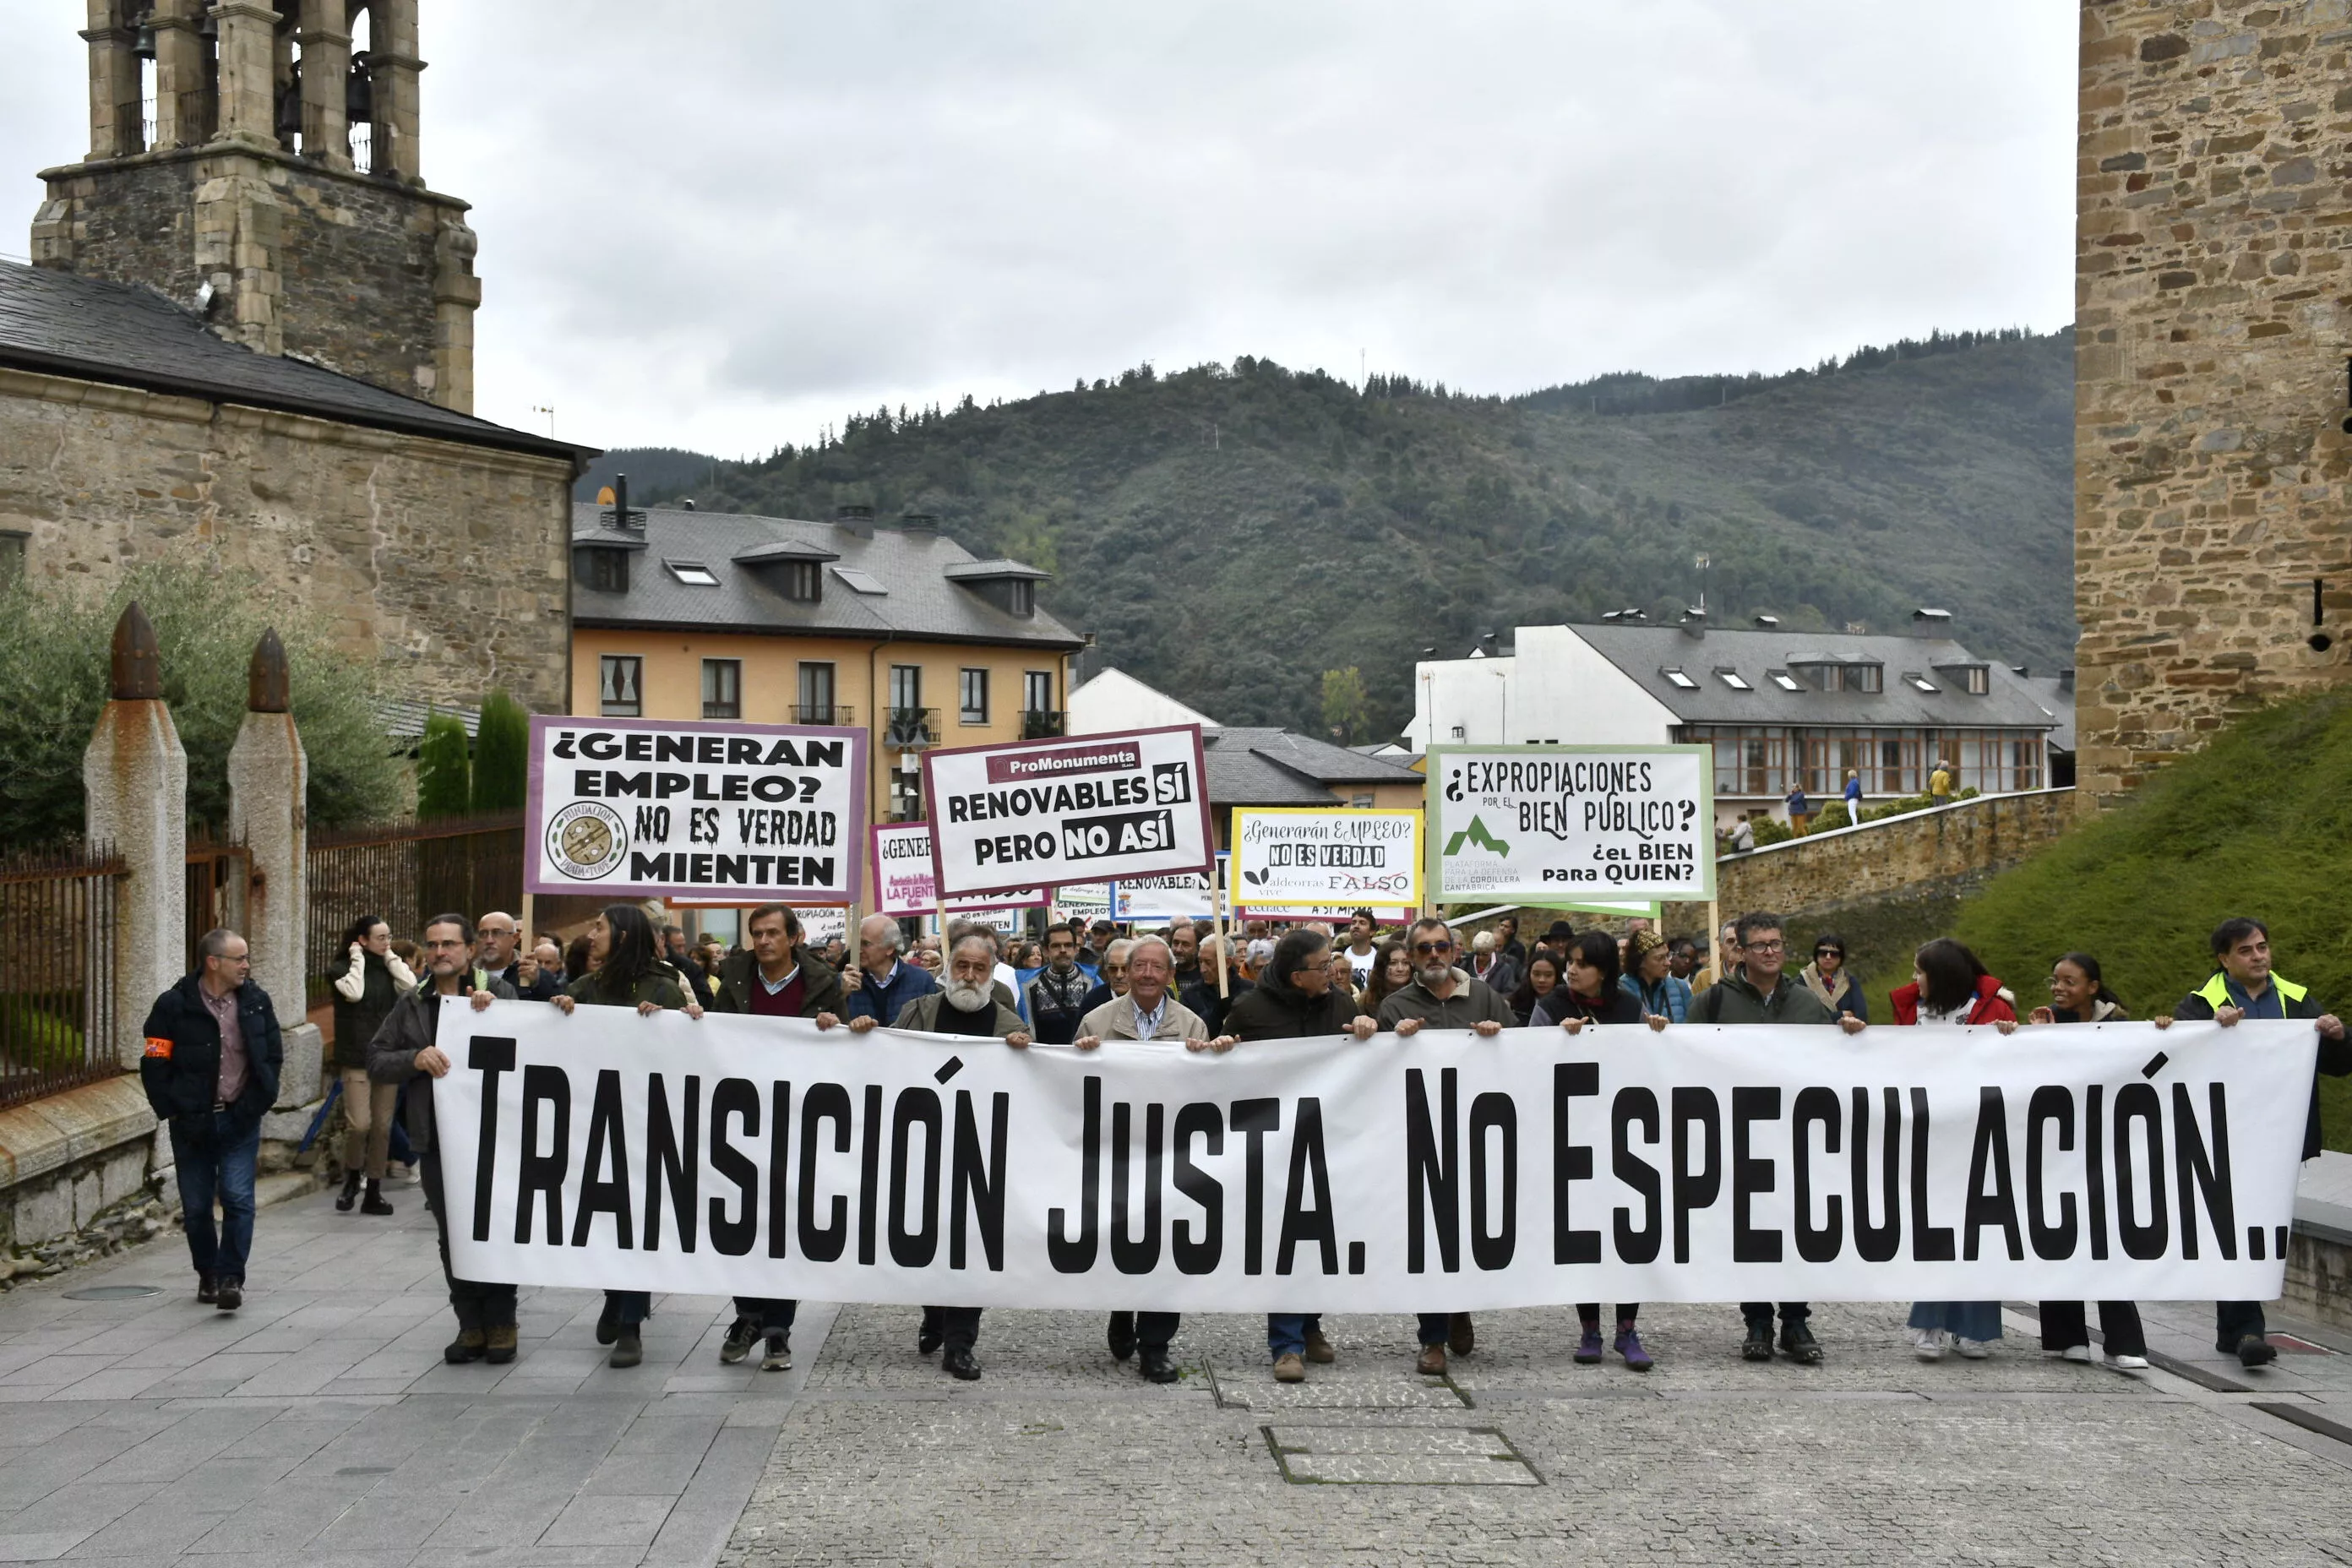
[1745,939,1786,952]
[1411,940,1455,956]
[1815,948,1843,959]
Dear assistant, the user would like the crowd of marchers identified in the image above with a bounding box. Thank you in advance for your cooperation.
[136,901,2346,1386]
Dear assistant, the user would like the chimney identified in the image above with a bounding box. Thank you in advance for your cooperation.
[1679,607,1707,640]
[900,512,938,536]
[836,504,874,540]
[1752,614,1780,629]
[609,473,645,533]
[2060,667,2075,694]
[1911,607,1953,636]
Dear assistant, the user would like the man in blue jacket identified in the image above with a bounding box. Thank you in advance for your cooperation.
[841,914,939,1024]
[140,928,285,1314]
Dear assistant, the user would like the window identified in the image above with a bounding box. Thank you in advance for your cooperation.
[1006,580,1035,616]
[1963,666,1990,695]
[797,662,836,724]
[1906,673,1940,694]
[1853,665,1884,694]
[833,567,889,595]
[584,548,628,593]
[1769,671,1804,692]
[1024,670,1055,712]
[959,668,989,725]
[701,659,741,719]
[1351,792,1375,808]
[1662,667,1699,690]
[890,664,923,711]
[1716,668,1752,691]
[784,561,821,602]
[599,655,642,717]
[666,559,719,587]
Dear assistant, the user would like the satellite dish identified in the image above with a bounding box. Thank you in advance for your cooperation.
[596,486,616,505]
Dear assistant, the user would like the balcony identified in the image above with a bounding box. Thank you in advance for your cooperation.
[885,706,940,749]
[1020,709,1066,739]
[792,704,854,726]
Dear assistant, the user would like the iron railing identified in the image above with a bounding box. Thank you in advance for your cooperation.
[793,704,853,726]
[885,706,940,749]
[1021,709,1066,739]
[307,812,523,1006]
[0,846,127,1110]
[184,831,251,977]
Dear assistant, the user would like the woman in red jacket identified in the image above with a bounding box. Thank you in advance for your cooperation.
[1893,939,2017,1358]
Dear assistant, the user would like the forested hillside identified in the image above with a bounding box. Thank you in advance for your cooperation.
[579,329,2075,739]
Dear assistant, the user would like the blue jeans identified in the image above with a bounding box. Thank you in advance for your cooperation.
[171,1111,260,1284]
[1908,1300,2002,1342]
[1267,1313,1321,1358]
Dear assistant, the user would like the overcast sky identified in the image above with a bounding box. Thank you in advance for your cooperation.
[5,2,2075,457]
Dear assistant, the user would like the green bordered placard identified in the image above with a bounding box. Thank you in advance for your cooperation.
[1425,743,1716,904]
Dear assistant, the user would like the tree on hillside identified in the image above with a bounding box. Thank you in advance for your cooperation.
[1321,667,1370,746]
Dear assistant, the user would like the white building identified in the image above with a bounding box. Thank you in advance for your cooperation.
[1069,667,1221,735]
[1404,617,2061,828]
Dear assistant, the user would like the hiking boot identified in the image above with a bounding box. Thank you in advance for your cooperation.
[1741,1326,1774,1362]
[1615,1327,1652,1372]
[214,1280,242,1313]
[1138,1346,1179,1384]
[444,1328,487,1364]
[609,1328,642,1369]
[761,1334,792,1372]
[196,1272,218,1304]
[596,1300,620,1346]
[1272,1352,1306,1383]
[1106,1311,1136,1362]
[485,1326,517,1365]
[720,1315,759,1365]
[1415,1344,1447,1376]
[942,1347,981,1380]
[1449,1313,1476,1356]
[1779,1323,1823,1364]
[2237,1337,2278,1369]
[1304,1329,1337,1365]
[359,1181,394,1216]
[1574,1327,1605,1364]
[335,1170,362,1211]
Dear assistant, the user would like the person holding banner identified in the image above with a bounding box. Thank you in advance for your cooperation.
[705,904,847,1372]
[1024,923,1096,1046]
[2174,917,2351,1369]
[1181,934,1251,1037]
[366,914,519,1364]
[1225,928,1375,1382]
[551,906,704,1369]
[1075,936,1234,1382]
[842,915,939,1025]
[1690,912,1865,1365]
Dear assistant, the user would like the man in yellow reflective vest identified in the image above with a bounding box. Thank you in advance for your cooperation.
[2172,917,2350,1368]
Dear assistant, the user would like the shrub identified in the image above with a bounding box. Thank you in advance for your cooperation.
[471,689,530,814]
[416,715,472,819]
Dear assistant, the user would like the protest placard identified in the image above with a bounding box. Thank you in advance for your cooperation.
[1428,744,1713,902]
[922,725,1213,897]
[1231,807,1420,907]
[870,823,1046,917]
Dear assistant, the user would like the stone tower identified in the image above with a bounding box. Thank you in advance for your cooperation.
[2073,1,2352,805]
[30,1,480,413]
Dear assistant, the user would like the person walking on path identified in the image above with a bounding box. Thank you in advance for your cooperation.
[553,905,704,1369]
[2026,953,2150,1369]
[368,913,520,1364]
[1224,928,1375,1383]
[2172,917,2351,1368]
[1800,933,1868,1022]
[1620,930,1691,1024]
[706,903,845,1372]
[1691,912,1865,1364]
[141,928,286,1315]
[1784,784,1810,835]
[1075,936,1235,1383]
[1890,939,2018,1360]
[1929,758,1955,801]
[1843,769,1864,823]
[1377,917,1516,1374]
[330,914,413,1215]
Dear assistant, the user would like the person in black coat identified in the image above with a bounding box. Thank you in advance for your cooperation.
[329,914,413,1214]
[140,928,286,1313]
[1225,928,1373,1382]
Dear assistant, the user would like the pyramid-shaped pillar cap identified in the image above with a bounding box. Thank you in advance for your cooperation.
[248,628,290,713]
[110,603,162,700]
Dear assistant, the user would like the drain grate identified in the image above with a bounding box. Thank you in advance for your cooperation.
[1261,1424,1542,1485]
[63,1284,163,1301]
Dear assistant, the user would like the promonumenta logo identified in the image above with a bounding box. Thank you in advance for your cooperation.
[1444,816,1511,858]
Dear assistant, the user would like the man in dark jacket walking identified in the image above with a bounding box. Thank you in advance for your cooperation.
[1227,928,1373,1381]
[369,913,520,1364]
[141,928,286,1313]
[1690,912,1865,1364]
[705,903,845,1369]
[1023,922,1095,1045]
[2173,916,2350,1367]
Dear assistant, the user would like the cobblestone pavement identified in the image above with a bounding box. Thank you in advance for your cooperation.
[4,1186,2352,1566]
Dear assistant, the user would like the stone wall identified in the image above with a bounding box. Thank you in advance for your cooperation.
[2074,0,2352,806]
[0,365,572,714]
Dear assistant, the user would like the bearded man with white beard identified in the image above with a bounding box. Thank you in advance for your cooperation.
[850,933,1031,1380]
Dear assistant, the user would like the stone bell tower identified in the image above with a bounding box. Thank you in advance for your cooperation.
[30,1,480,412]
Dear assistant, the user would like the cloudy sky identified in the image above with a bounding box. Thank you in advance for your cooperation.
[6,2,2074,457]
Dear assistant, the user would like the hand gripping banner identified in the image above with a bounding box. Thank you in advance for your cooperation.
[438,1001,2313,1312]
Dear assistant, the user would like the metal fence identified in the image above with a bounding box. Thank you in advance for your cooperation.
[0,847,127,1110]
[306,813,523,1006]
[185,831,251,977]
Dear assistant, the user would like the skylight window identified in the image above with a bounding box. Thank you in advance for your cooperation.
[1906,673,1940,694]
[665,560,719,587]
[832,567,889,596]
[1715,669,1752,691]
[1770,671,1804,692]
[1662,667,1699,690]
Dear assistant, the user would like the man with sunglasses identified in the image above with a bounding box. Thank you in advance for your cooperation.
[1375,917,1516,1373]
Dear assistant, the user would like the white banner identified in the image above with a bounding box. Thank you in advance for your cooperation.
[1051,884,1113,924]
[1240,904,1416,925]
[1112,858,1228,923]
[526,716,868,904]
[793,907,848,949]
[1428,745,1714,901]
[922,725,1214,898]
[438,1002,2311,1310]
[869,823,1045,917]
[1233,808,1422,908]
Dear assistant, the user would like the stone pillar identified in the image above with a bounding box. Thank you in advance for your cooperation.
[432,219,479,413]
[227,629,322,1119]
[297,0,350,168]
[82,604,188,1072]
[80,3,142,160]
[192,157,284,357]
[377,0,422,181]
[151,0,209,150]
[208,0,280,149]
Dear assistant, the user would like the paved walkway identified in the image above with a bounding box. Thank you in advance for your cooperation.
[3,1184,2351,1565]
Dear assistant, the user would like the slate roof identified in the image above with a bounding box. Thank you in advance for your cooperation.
[570,504,1085,650]
[1566,624,2059,731]
[2013,674,2077,752]
[0,261,589,462]
[1203,726,1428,807]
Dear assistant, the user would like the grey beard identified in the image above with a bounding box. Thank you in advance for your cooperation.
[943,981,993,1013]
[1418,964,1452,990]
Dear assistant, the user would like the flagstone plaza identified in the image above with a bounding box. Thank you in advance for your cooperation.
[0,1187,2349,1565]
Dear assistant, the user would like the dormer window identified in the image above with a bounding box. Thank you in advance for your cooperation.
[583,549,628,593]
[1769,670,1804,692]
[1715,668,1751,691]
[784,561,822,602]
[1804,662,1884,694]
[665,559,719,587]
[1663,667,1699,690]
[1006,580,1034,617]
